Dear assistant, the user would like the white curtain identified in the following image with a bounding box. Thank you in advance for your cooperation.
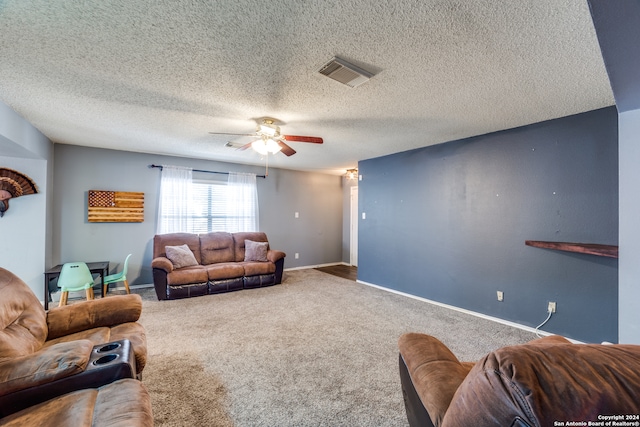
[157,165,193,234]
[226,172,259,232]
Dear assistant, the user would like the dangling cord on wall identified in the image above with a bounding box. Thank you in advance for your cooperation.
[534,309,553,338]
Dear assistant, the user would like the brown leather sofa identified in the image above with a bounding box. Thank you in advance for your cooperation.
[398,332,640,427]
[0,378,153,427]
[0,267,148,417]
[152,231,286,300]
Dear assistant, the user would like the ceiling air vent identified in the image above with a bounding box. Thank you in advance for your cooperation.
[318,57,373,88]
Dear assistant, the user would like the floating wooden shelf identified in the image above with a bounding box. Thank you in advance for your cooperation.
[525,240,618,259]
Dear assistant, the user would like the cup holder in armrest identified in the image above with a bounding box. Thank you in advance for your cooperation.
[97,343,121,353]
[93,354,119,366]
[86,340,135,377]
[0,339,137,419]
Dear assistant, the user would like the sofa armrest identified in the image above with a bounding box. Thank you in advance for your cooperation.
[398,333,473,427]
[442,342,640,426]
[0,340,93,397]
[267,250,286,263]
[151,256,174,273]
[46,294,142,340]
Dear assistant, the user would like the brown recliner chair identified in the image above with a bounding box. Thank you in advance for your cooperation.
[0,267,148,417]
[398,332,640,427]
[0,378,153,427]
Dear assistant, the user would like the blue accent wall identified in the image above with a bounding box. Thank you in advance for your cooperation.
[589,1,640,113]
[589,0,640,344]
[358,107,618,343]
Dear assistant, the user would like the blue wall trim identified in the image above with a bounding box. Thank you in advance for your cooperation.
[358,107,618,343]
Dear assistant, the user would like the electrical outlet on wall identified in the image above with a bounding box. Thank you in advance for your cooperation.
[497,291,504,302]
[295,253,299,259]
[548,301,556,313]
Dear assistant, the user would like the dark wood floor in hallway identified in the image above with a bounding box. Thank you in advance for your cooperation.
[314,264,357,281]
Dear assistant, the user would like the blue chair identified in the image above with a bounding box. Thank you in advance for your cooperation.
[103,254,132,295]
[57,262,96,307]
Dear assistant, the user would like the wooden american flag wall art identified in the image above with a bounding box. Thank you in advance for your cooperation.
[88,190,144,223]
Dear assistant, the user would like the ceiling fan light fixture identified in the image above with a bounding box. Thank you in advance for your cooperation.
[258,123,278,137]
[266,138,282,153]
[252,138,282,155]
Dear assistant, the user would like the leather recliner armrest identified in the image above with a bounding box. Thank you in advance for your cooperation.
[46,294,142,340]
[151,257,174,273]
[442,341,640,426]
[267,250,286,263]
[398,333,474,427]
[0,340,93,397]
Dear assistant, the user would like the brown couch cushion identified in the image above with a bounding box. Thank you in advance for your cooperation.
[91,378,154,426]
[233,232,269,262]
[166,266,209,286]
[0,268,47,362]
[200,232,235,264]
[242,261,276,276]
[153,233,201,264]
[43,328,111,349]
[205,263,245,280]
[0,340,93,397]
[0,378,153,427]
[442,342,640,426]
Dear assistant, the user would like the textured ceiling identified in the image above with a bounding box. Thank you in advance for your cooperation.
[0,0,614,174]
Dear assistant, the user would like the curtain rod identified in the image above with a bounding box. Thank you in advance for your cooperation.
[148,164,266,178]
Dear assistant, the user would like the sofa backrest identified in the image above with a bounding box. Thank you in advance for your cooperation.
[232,232,269,262]
[441,341,640,427]
[0,268,47,362]
[153,233,202,264]
[153,231,272,265]
[199,232,235,265]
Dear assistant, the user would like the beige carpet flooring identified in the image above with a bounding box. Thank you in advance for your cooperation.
[137,269,537,426]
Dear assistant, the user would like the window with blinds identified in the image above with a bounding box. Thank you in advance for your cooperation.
[190,180,229,234]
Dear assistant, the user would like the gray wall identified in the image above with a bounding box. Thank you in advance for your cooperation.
[342,177,358,264]
[53,144,344,286]
[1,100,53,298]
[589,0,640,344]
[618,110,640,343]
[358,107,618,343]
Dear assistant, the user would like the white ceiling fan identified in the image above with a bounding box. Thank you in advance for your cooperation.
[209,118,323,157]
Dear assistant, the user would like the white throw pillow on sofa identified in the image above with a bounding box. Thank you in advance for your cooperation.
[165,244,199,268]
[244,240,269,262]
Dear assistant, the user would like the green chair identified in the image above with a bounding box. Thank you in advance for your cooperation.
[103,253,132,295]
[57,262,96,306]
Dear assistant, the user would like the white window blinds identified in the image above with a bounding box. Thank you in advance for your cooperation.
[157,167,259,234]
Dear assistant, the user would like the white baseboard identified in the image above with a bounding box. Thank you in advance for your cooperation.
[356,279,583,343]
[129,283,154,289]
[285,262,351,271]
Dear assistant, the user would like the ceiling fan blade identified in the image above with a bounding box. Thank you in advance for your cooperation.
[209,132,256,137]
[283,135,323,144]
[278,141,297,156]
[237,141,254,151]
